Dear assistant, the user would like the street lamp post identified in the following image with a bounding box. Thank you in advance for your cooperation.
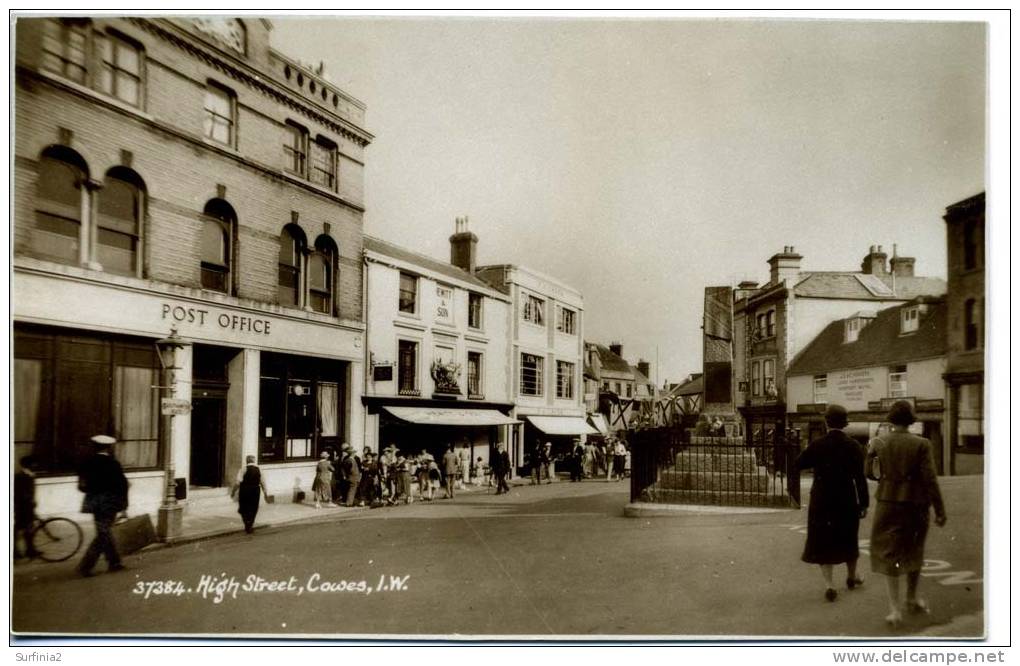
[155,327,191,541]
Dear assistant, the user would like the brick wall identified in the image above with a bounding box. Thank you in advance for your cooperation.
[14,16,367,323]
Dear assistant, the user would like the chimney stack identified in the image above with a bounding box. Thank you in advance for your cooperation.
[889,243,916,277]
[636,359,650,379]
[609,342,623,358]
[767,246,803,286]
[449,216,478,273]
[860,245,889,275]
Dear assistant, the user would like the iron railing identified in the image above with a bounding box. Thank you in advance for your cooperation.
[630,425,800,508]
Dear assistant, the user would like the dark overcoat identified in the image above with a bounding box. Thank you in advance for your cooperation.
[796,429,869,565]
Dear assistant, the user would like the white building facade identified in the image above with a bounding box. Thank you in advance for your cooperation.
[475,264,590,472]
[361,235,516,468]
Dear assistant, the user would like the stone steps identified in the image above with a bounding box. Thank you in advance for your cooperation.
[638,486,795,508]
[656,469,774,493]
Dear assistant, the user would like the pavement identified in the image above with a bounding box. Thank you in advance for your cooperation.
[12,473,985,640]
[12,476,561,574]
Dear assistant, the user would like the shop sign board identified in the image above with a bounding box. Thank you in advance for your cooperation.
[436,286,454,324]
[830,368,878,410]
[161,397,192,415]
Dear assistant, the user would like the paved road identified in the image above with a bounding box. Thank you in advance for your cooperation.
[12,476,983,639]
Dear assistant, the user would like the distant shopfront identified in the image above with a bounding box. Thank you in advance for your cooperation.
[364,397,517,470]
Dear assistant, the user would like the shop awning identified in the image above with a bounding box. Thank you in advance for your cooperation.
[526,415,600,436]
[383,406,520,427]
[587,414,610,436]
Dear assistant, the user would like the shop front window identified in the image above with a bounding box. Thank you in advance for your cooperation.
[14,326,160,474]
[956,383,983,452]
[258,353,344,462]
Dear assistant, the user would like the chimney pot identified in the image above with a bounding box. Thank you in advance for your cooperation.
[449,217,479,273]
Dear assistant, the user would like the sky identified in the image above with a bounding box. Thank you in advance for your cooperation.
[270,16,986,386]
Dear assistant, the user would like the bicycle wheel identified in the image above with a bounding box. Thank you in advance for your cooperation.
[32,517,84,562]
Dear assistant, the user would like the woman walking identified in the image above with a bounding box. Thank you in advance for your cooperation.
[231,455,269,534]
[312,451,334,509]
[795,403,869,603]
[867,400,947,627]
[417,452,434,501]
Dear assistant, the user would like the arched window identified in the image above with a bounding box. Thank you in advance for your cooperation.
[201,199,235,293]
[33,147,88,265]
[278,224,306,306]
[964,298,982,351]
[98,168,144,277]
[309,235,337,315]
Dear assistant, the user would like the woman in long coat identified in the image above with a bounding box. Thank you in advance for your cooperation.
[312,451,334,508]
[866,400,946,627]
[231,455,269,534]
[796,404,869,603]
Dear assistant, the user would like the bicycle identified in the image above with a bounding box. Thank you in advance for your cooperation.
[21,515,84,563]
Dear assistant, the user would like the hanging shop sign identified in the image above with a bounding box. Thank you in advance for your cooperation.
[161,397,192,415]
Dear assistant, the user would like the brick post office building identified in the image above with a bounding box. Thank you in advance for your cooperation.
[13,17,372,516]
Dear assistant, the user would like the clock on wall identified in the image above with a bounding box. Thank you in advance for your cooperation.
[190,17,246,55]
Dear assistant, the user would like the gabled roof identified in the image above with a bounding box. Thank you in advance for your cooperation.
[788,298,947,376]
[593,343,633,375]
[674,374,704,396]
[876,276,948,299]
[791,272,946,300]
[363,236,507,299]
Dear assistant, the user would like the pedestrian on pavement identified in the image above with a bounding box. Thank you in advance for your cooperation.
[442,443,460,499]
[492,442,512,495]
[359,452,380,506]
[613,439,627,480]
[458,441,472,490]
[14,455,38,560]
[795,404,869,603]
[541,442,553,483]
[381,446,398,502]
[594,441,606,478]
[866,400,947,627]
[395,455,413,504]
[474,457,486,485]
[529,443,541,484]
[583,441,595,478]
[77,435,130,576]
[570,439,585,482]
[605,437,616,481]
[312,451,334,509]
[417,451,433,501]
[340,444,362,507]
[231,455,269,535]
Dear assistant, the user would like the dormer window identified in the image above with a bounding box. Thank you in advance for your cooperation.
[844,318,862,343]
[901,306,920,334]
[844,312,875,343]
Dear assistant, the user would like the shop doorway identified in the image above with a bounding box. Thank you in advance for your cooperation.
[190,345,237,488]
[190,394,226,487]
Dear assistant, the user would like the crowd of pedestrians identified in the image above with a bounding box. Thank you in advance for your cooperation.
[306,441,514,508]
[530,437,629,484]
